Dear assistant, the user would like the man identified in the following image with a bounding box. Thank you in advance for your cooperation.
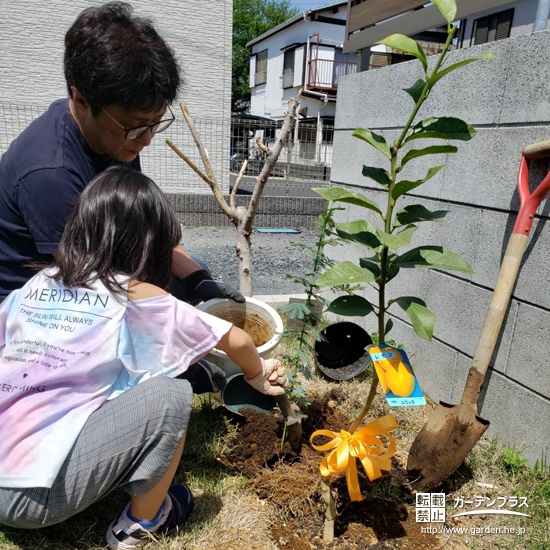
[0,1,243,307]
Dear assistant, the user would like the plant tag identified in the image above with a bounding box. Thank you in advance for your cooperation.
[369,344,426,407]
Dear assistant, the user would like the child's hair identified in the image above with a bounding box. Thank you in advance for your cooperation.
[53,166,181,294]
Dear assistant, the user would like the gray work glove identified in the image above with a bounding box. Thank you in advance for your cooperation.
[245,358,288,396]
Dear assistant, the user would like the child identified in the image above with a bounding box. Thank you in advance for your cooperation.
[0,166,287,549]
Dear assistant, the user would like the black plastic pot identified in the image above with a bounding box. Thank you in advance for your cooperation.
[315,322,373,381]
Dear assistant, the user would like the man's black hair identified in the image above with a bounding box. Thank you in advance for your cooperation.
[64,1,181,114]
[54,166,181,294]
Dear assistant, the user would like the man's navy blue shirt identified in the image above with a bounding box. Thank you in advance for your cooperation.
[0,99,140,302]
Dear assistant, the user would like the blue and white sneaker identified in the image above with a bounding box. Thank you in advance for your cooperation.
[106,484,194,549]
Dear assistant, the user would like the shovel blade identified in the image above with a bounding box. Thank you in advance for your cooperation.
[406,401,490,490]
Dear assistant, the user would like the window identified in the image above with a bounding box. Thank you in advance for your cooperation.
[473,9,513,45]
[282,50,295,88]
[322,118,334,144]
[255,50,268,86]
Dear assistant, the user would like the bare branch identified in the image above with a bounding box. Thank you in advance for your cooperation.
[230,160,248,210]
[256,137,270,154]
[166,139,233,219]
[243,90,302,233]
[179,100,217,184]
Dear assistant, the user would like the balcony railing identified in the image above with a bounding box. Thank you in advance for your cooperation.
[307,58,357,89]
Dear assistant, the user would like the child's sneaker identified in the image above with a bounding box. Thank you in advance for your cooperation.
[106,484,194,549]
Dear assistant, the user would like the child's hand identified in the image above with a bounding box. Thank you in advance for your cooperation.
[245,358,288,396]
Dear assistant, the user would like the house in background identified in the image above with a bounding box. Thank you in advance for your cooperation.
[245,1,355,168]
[344,0,549,71]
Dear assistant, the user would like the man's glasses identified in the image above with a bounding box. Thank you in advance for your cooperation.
[98,104,175,141]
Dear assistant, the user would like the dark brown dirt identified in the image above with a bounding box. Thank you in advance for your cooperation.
[218,396,456,550]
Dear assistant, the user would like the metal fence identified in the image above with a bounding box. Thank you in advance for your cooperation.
[0,103,332,195]
[230,117,332,186]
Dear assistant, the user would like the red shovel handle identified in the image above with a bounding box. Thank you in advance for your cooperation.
[513,142,550,235]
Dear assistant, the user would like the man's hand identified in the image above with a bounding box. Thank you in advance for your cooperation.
[193,278,245,303]
[171,269,245,304]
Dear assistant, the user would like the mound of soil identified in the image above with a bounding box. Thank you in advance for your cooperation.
[218,397,453,550]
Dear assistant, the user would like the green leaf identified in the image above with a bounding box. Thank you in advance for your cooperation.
[401,145,458,167]
[362,166,392,188]
[377,34,427,70]
[385,318,394,336]
[376,225,418,250]
[353,128,391,159]
[394,204,449,226]
[405,117,477,144]
[391,296,435,340]
[391,165,445,200]
[432,53,497,85]
[279,301,310,320]
[387,265,401,283]
[335,220,383,251]
[431,0,456,24]
[359,256,381,279]
[327,295,374,317]
[394,246,473,274]
[313,186,383,216]
[316,261,376,287]
[403,79,426,103]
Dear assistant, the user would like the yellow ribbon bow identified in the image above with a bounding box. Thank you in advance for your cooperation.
[310,414,397,502]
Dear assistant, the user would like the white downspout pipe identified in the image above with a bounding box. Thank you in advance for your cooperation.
[316,96,329,163]
[534,0,550,31]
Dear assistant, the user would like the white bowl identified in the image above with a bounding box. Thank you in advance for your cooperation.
[197,296,283,375]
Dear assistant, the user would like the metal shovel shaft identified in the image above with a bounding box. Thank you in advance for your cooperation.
[275,393,303,453]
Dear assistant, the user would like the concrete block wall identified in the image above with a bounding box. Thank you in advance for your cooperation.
[331,30,550,465]
[0,0,232,193]
[167,194,326,228]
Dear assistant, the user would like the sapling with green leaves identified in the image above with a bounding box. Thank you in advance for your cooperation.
[313,0,495,430]
[279,201,358,404]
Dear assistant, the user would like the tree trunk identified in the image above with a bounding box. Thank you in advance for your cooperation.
[321,475,336,543]
[235,206,252,297]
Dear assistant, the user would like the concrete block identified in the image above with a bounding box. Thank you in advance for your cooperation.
[415,38,511,126]
[336,34,510,130]
[480,372,550,466]
[449,355,550,466]
[335,61,425,130]
[505,303,550,399]
[388,270,517,360]
[472,211,550,310]
[390,320,458,404]
[499,30,550,124]
[450,353,474,404]
[334,124,550,215]
[440,126,550,210]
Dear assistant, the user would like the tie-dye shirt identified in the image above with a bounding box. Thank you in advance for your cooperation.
[0,269,232,489]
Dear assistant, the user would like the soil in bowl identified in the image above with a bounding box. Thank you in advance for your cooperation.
[213,310,272,347]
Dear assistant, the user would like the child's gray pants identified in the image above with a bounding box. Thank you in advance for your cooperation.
[0,376,192,528]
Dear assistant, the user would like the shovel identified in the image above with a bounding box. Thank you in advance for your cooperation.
[407,139,550,490]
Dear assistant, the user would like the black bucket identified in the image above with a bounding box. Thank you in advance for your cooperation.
[315,322,372,381]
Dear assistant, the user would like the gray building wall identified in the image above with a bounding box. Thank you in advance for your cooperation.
[331,30,550,465]
[0,0,232,193]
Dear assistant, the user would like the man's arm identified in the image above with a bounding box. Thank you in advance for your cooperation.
[172,245,202,279]
[170,245,245,304]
